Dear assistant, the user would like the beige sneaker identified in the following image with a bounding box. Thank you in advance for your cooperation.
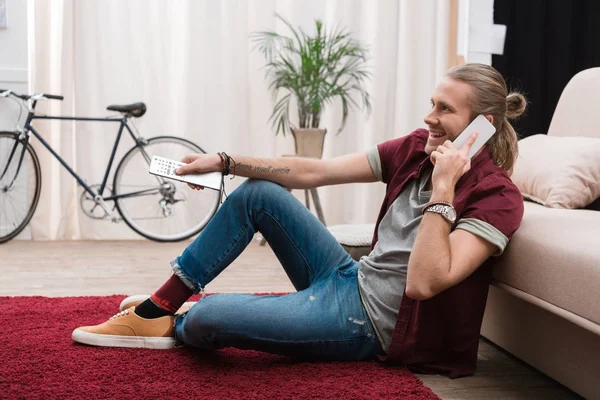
[72,307,176,349]
[119,294,195,315]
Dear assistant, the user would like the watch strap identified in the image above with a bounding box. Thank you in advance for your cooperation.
[422,200,454,215]
[422,202,457,224]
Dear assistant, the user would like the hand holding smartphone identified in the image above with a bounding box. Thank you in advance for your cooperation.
[452,115,496,159]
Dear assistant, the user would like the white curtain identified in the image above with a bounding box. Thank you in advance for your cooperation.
[26,0,450,240]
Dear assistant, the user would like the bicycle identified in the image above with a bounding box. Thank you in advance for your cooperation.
[0,90,222,243]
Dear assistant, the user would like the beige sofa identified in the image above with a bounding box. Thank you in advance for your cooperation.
[329,68,600,399]
[481,67,600,400]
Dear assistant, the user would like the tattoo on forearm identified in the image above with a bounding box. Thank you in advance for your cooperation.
[236,163,253,172]
[237,162,291,175]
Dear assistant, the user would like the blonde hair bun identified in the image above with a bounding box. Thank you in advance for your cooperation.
[506,92,526,119]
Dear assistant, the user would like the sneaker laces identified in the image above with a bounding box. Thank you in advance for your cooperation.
[109,308,131,321]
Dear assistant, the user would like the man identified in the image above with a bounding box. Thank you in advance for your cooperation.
[73,63,525,378]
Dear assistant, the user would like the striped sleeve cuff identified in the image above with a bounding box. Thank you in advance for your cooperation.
[455,218,509,256]
[366,147,383,182]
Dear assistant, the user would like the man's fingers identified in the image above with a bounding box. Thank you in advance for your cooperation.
[443,140,454,149]
[176,165,190,175]
[186,183,204,190]
[177,156,196,175]
[460,132,479,152]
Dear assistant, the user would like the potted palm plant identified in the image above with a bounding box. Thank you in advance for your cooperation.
[252,14,372,158]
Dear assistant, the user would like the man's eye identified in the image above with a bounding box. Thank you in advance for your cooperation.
[442,105,450,111]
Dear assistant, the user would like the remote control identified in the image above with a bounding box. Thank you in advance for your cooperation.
[452,114,497,159]
[149,155,222,191]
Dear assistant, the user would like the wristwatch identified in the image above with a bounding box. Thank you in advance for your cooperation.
[423,202,457,224]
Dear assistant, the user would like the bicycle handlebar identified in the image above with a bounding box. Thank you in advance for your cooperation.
[0,89,64,101]
[42,93,65,100]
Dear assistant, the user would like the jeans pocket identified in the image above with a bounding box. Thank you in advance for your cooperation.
[352,300,377,342]
[336,267,379,344]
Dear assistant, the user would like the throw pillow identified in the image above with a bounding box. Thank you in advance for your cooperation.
[511,134,600,209]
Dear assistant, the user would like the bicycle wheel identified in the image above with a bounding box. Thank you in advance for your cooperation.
[113,136,221,242]
[0,132,42,243]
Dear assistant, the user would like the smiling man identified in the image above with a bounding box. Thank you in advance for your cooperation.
[72,63,526,378]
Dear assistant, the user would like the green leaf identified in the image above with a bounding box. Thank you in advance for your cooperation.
[251,13,372,136]
[269,93,292,136]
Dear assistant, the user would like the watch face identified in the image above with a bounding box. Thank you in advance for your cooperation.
[447,207,457,222]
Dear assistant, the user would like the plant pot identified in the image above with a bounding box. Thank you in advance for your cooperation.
[290,128,327,159]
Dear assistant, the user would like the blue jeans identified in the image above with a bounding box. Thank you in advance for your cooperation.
[172,179,382,361]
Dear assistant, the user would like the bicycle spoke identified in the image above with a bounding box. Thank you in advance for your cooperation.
[113,137,220,242]
[0,132,40,242]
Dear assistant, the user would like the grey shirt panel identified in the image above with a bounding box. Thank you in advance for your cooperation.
[366,147,383,182]
[357,166,510,353]
[358,168,433,352]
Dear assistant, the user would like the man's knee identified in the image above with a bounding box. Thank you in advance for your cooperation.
[229,178,285,202]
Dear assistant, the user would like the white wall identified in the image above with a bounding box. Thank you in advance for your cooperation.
[457,0,501,65]
[0,0,29,240]
[0,0,28,130]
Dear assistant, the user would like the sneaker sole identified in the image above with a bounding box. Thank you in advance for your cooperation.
[119,294,195,313]
[72,329,176,349]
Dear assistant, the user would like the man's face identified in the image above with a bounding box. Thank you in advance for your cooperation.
[423,77,474,155]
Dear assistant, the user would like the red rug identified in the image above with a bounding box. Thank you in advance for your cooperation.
[0,296,440,400]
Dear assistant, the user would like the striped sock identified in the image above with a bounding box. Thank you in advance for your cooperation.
[134,274,194,318]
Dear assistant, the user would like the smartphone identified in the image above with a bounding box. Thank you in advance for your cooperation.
[452,114,496,159]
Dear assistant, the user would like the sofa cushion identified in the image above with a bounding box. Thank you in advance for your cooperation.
[491,201,600,326]
[511,134,600,209]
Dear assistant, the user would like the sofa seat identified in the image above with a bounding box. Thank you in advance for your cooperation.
[491,200,600,331]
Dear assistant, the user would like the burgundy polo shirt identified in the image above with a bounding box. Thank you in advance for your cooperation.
[374,128,524,378]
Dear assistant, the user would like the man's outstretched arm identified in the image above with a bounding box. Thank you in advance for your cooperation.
[175,152,378,189]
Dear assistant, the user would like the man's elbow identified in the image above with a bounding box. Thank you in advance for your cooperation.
[405,282,436,301]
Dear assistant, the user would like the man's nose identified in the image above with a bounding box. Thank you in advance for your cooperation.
[424,110,437,125]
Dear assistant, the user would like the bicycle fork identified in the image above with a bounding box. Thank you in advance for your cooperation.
[0,132,29,192]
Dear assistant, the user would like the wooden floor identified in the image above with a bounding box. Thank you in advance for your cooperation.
[0,240,583,400]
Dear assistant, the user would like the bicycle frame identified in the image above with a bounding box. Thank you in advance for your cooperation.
[4,100,161,211]
[1,89,220,242]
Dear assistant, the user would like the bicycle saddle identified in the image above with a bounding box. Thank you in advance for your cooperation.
[107,102,147,118]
